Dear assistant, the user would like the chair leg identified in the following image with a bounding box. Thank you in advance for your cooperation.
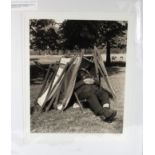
[74,92,84,112]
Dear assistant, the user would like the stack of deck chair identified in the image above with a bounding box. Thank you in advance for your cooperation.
[36,52,83,112]
[34,47,116,113]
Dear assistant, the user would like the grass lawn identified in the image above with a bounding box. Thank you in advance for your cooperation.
[30,66,125,133]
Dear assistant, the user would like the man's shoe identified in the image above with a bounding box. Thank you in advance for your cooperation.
[100,109,117,123]
[104,110,117,122]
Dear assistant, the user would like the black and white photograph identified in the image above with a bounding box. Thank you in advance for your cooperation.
[29,18,128,133]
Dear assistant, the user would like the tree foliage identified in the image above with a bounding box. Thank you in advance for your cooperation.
[60,20,127,65]
[60,20,99,49]
[97,21,128,65]
[30,19,127,65]
[30,19,59,53]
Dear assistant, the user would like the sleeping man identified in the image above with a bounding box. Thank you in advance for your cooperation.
[75,68,117,122]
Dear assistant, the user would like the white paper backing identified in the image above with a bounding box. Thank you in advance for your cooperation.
[12,0,142,154]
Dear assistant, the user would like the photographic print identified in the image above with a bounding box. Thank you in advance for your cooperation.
[29,18,128,133]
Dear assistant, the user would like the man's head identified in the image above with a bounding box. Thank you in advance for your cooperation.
[78,68,91,80]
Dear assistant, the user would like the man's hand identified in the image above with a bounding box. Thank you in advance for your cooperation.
[83,78,95,84]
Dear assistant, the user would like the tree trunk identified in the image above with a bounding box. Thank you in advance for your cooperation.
[38,49,41,55]
[106,40,111,66]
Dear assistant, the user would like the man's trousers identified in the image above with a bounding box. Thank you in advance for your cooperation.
[76,84,110,116]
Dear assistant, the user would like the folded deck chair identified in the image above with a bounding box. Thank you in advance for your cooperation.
[37,57,72,107]
[36,52,83,112]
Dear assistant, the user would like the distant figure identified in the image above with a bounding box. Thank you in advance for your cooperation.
[75,68,117,122]
[112,56,117,61]
[120,56,124,61]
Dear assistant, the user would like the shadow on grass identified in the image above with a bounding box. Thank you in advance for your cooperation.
[30,64,57,85]
[106,61,126,67]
